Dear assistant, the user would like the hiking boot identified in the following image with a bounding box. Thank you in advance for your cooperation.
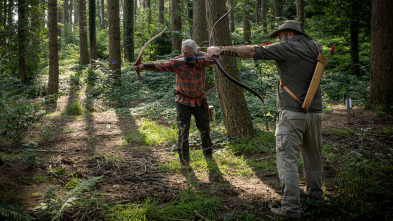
[271,207,301,220]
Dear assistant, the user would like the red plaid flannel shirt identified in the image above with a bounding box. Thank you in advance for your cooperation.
[154,52,214,107]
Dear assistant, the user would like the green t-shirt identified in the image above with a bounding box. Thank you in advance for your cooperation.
[254,35,322,113]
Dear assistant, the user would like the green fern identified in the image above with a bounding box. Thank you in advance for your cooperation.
[0,199,34,221]
[39,176,102,221]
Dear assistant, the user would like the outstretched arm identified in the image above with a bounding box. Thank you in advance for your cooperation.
[132,63,157,72]
[207,45,256,59]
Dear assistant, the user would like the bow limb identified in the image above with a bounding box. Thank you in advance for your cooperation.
[135,26,167,96]
[209,2,265,108]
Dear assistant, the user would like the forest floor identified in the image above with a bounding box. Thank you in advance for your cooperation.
[1,95,393,220]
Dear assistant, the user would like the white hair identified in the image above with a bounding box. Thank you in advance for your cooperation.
[182,39,198,53]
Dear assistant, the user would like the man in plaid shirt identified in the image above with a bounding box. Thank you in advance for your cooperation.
[133,39,215,170]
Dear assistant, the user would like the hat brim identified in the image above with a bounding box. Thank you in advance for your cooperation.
[269,28,308,38]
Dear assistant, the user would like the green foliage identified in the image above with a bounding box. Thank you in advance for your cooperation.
[0,95,44,144]
[38,176,103,221]
[333,149,393,219]
[0,199,34,221]
[108,199,159,221]
[64,99,84,116]
[228,129,276,155]
[109,190,222,220]
[0,1,47,81]
[21,140,39,167]
[121,118,177,146]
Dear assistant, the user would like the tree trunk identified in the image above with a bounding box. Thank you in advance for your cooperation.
[64,0,69,25]
[89,0,97,63]
[187,0,193,38]
[206,0,255,139]
[48,0,59,96]
[70,0,73,25]
[171,0,182,51]
[101,0,105,29]
[0,0,4,47]
[272,0,279,25]
[75,0,79,27]
[243,0,251,44]
[0,1,3,44]
[255,0,260,25]
[108,0,121,82]
[17,0,27,83]
[147,0,151,33]
[262,0,267,33]
[229,0,235,32]
[57,2,62,51]
[97,0,101,29]
[350,19,360,76]
[296,0,305,32]
[124,0,134,62]
[79,0,89,64]
[158,0,164,24]
[7,0,13,27]
[369,0,393,112]
[192,0,208,46]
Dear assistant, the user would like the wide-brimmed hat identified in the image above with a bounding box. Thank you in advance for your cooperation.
[269,20,308,38]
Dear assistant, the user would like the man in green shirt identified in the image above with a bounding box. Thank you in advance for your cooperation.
[208,20,324,219]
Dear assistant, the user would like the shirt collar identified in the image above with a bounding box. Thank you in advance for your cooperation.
[288,35,307,41]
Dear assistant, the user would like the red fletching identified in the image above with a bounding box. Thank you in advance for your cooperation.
[260,43,271,46]
[329,43,336,56]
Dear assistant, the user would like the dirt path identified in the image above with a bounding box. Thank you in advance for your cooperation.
[1,98,392,220]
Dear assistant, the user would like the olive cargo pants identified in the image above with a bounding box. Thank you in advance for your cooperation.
[275,109,324,217]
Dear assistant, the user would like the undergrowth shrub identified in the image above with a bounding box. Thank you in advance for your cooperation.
[333,149,393,219]
[0,94,44,144]
[64,100,84,116]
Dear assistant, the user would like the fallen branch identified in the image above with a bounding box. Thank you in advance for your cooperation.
[194,210,208,221]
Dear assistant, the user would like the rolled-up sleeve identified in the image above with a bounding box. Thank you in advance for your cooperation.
[155,60,176,73]
[253,42,288,61]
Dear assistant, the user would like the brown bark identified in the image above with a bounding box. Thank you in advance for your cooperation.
[171,0,182,51]
[18,0,27,83]
[158,0,164,24]
[296,0,305,32]
[229,0,235,32]
[243,0,251,44]
[350,20,360,76]
[262,0,267,33]
[206,0,255,139]
[57,1,62,51]
[64,0,69,25]
[89,0,97,62]
[124,0,134,62]
[70,0,74,25]
[369,0,393,112]
[0,1,4,47]
[255,0,260,25]
[108,0,121,81]
[79,0,89,65]
[272,0,279,25]
[147,0,151,33]
[48,0,59,96]
[97,0,102,28]
[101,0,105,29]
[192,0,208,46]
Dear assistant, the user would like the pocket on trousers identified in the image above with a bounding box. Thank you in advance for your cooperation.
[276,134,291,152]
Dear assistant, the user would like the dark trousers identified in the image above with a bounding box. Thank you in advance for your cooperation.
[176,102,212,163]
